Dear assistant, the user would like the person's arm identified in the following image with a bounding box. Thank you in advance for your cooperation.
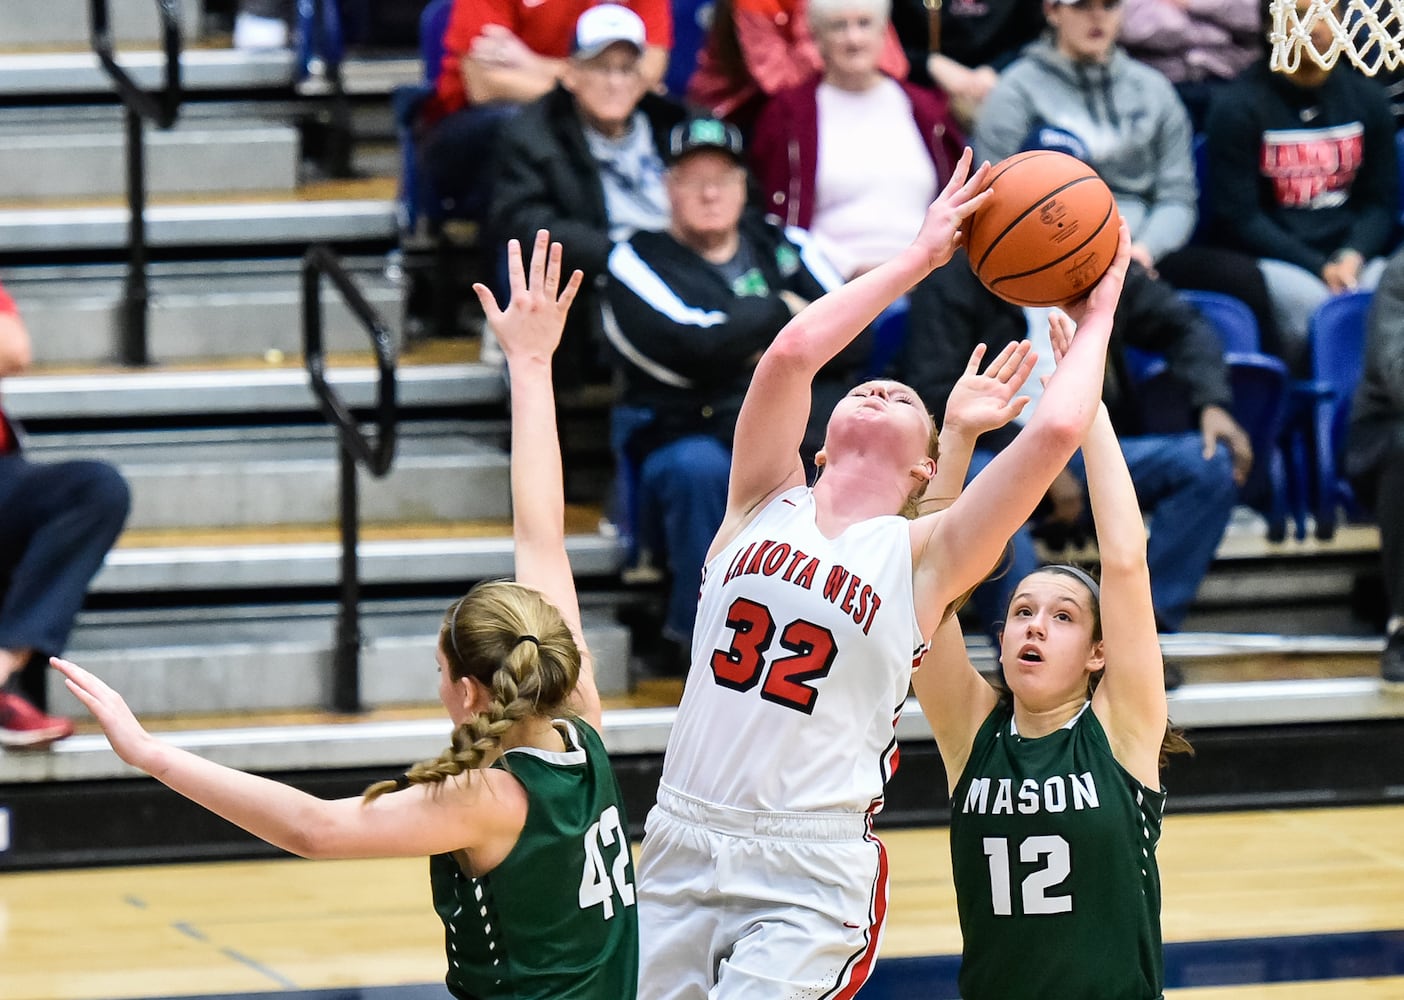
[54,657,527,860]
[464,25,567,104]
[0,284,32,377]
[474,231,599,729]
[912,613,1000,789]
[1084,401,1167,790]
[1122,274,1252,482]
[912,222,1133,630]
[715,149,993,542]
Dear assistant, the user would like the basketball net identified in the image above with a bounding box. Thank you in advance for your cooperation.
[1269,0,1404,74]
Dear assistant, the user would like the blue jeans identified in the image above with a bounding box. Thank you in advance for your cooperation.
[419,102,521,224]
[638,436,731,643]
[0,454,130,703]
[966,432,1237,645]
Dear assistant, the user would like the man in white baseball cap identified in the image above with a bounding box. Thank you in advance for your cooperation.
[488,5,687,393]
[572,3,649,60]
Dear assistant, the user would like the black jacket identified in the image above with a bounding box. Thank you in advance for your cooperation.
[603,212,868,462]
[489,87,688,385]
[1205,62,1398,274]
[899,250,1234,452]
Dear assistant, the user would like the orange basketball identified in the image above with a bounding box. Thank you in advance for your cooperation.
[965,150,1120,308]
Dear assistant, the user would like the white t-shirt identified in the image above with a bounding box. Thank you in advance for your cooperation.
[809,78,939,278]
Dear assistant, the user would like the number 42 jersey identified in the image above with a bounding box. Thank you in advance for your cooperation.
[430,718,638,1000]
[661,485,928,815]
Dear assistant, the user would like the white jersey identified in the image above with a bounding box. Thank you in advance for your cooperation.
[659,486,928,815]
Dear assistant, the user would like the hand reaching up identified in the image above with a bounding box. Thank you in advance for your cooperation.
[1063,218,1131,330]
[473,230,583,369]
[942,340,1036,438]
[910,148,993,274]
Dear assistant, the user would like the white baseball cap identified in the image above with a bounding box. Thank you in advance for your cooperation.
[572,4,647,61]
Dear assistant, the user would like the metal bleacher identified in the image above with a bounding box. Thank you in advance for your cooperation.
[0,0,1401,871]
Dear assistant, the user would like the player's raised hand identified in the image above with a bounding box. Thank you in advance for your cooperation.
[1064,218,1131,329]
[473,229,583,368]
[911,148,993,273]
[52,657,161,772]
[942,340,1036,438]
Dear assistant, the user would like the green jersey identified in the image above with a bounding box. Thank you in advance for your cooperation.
[429,718,638,1000]
[948,702,1166,1000]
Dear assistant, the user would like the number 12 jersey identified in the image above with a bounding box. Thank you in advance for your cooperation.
[949,702,1167,1000]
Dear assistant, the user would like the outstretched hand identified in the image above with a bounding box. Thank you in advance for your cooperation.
[1063,218,1132,329]
[51,657,159,771]
[942,340,1036,437]
[911,148,993,274]
[473,229,583,367]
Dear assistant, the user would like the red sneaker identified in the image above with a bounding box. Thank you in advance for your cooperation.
[0,691,75,749]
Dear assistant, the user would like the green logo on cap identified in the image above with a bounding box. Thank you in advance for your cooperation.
[689,119,729,145]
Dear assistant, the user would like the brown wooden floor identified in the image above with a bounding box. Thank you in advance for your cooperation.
[3,805,1402,999]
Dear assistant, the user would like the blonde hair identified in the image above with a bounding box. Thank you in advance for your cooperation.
[363,581,581,801]
[903,419,944,520]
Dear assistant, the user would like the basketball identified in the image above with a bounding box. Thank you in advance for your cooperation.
[965,150,1120,308]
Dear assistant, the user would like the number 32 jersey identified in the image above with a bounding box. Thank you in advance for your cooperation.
[661,485,927,815]
[950,703,1168,1000]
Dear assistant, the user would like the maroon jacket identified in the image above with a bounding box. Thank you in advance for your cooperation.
[749,74,966,230]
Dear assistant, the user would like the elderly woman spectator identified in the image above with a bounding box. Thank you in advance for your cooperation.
[749,0,964,280]
[686,0,911,132]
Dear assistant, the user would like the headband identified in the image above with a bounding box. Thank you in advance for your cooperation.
[1046,563,1101,603]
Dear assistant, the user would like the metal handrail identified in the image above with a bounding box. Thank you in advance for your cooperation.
[302,246,398,713]
[89,0,183,366]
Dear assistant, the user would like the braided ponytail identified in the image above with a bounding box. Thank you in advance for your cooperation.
[363,581,580,802]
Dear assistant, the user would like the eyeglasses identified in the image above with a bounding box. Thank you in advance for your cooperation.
[670,169,747,193]
[578,60,642,79]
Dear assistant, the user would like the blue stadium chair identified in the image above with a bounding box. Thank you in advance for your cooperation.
[1396,128,1404,230]
[1177,288,1260,353]
[1124,344,1295,542]
[1176,287,1307,538]
[392,0,453,234]
[1225,351,1294,541]
[1293,290,1374,540]
[665,0,715,99]
[866,296,910,380]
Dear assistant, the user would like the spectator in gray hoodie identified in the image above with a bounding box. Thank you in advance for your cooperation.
[972,0,1197,273]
